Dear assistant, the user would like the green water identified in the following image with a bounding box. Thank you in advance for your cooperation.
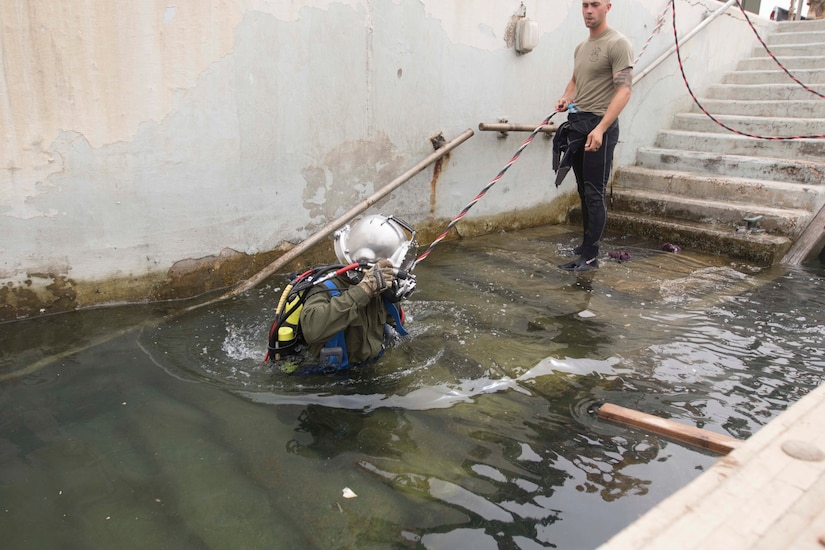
[2,225,823,549]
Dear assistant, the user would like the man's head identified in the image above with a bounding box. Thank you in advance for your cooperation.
[582,1,611,34]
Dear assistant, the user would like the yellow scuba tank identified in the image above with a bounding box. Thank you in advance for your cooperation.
[276,293,302,351]
[270,283,304,360]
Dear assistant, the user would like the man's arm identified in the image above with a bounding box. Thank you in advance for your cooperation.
[556,75,577,112]
[301,262,394,345]
[300,285,370,345]
[585,66,633,151]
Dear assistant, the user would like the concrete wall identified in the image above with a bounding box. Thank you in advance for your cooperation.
[0,0,771,320]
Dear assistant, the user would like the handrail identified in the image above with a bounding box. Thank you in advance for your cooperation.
[794,0,805,20]
[633,0,738,86]
[194,128,476,306]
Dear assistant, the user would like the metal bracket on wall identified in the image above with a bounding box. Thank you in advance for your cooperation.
[739,215,764,233]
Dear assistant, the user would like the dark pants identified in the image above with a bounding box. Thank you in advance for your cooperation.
[568,112,619,260]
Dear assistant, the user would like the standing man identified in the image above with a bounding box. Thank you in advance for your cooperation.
[807,0,825,20]
[554,0,633,272]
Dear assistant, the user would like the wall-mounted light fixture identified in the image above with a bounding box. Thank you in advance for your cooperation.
[509,2,538,55]
[515,17,539,54]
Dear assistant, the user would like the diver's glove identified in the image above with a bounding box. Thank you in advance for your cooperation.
[358,259,395,298]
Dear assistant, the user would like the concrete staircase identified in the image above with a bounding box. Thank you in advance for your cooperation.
[608,18,825,265]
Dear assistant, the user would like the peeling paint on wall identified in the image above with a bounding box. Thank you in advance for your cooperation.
[301,133,405,220]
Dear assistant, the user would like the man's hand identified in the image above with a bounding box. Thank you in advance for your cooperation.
[358,259,396,297]
[585,127,605,152]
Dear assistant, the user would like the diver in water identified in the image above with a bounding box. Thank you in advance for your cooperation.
[267,214,417,374]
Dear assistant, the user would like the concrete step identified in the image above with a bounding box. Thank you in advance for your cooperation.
[615,164,825,209]
[774,19,825,33]
[765,30,825,45]
[671,112,825,137]
[751,41,825,57]
[737,55,825,71]
[607,20,822,266]
[610,188,809,236]
[601,212,793,265]
[723,68,825,85]
[653,129,825,162]
[704,82,825,101]
[634,146,825,186]
[691,98,825,118]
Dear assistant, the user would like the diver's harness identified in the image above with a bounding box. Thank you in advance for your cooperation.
[265,262,414,374]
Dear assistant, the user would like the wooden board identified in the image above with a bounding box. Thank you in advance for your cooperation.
[597,402,741,455]
[782,202,825,266]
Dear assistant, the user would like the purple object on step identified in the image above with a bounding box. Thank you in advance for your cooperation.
[661,243,681,253]
[608,250,632,263]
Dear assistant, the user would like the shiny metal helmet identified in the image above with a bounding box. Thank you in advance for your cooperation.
[334,214,418,272]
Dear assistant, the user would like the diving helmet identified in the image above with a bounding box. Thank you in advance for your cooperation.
[334,214,418,272]
[334,214,418,301]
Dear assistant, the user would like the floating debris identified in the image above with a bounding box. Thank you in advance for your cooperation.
[342,487,357,499]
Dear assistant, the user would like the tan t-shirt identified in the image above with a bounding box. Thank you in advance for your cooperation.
[573,27,634,115]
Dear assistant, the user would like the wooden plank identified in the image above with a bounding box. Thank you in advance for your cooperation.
[597,402,742,455]
[782,202,825,265]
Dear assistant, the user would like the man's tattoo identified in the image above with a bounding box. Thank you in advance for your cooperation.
[614,67,633,89]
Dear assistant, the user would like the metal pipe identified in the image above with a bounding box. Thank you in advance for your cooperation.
[198,128,475,306]
[478,122,557,134]
[633,0,738,86]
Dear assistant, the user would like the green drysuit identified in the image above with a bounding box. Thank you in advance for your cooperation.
[300,277,388,364]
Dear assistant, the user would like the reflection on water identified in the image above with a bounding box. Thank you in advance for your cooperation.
[1,225,823,549]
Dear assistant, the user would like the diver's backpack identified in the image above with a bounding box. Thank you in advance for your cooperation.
[266,266,341,362]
